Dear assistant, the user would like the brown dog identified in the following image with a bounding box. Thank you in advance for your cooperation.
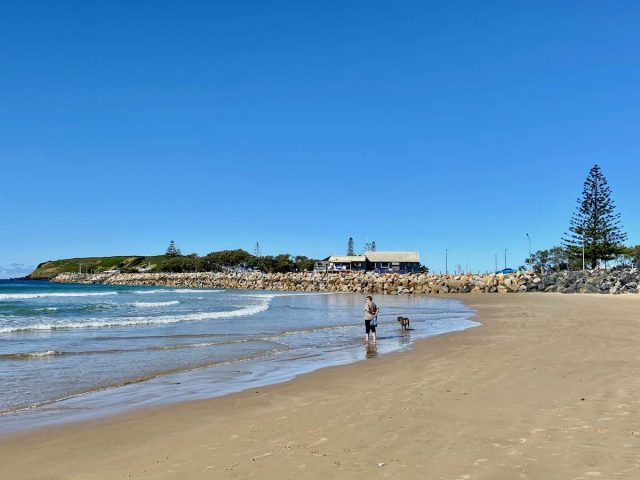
[397,316,410,331]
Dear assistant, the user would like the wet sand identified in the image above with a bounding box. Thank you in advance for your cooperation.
[1,294,639,479]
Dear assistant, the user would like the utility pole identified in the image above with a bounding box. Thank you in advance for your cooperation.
[504,248,508,269]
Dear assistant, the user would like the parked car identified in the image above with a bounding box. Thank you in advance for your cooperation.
[496,268,516,274]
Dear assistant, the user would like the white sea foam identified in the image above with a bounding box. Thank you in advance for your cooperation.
[130,289,222,295]
[129,290,171,295]
[132,301,180,308]
[0,350,61,359]
[232,292,331,298]
[0,292,118,300]
[0,299,271,334]
[25,350,59,358]
[173,289,223,294]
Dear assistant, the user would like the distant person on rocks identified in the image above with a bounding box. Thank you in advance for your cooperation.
[364,295,379,343]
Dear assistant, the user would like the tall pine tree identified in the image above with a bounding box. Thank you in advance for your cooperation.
[166,240,179,257]
[347,237,354,256]
[562,165,627,268]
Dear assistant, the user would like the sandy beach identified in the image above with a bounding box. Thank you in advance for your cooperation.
[2,293,639,479]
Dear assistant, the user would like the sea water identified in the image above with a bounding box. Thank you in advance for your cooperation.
[0,279,478,433]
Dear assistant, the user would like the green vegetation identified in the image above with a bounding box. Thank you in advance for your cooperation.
[525,247,574,274]
[620,245,640,267]
[156,250,317,274]
[165,240,181,257]
[363,241,376,252]
[526,165,632,272]
[562,165,627,268]
[347,237,354,256]
[28,249,320,279]
[29,255,172,279]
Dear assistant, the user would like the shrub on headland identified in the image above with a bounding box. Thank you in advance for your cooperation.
[155,250,319,274]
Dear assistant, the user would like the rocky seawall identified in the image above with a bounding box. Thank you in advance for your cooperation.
[50,268,640,295]
[540,267,640,294]
[52,271,545,294]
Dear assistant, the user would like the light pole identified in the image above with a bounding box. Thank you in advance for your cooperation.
[582,231,586,272]
[504,248,508,269]
[526,233,531,257]
[445,249,449,275]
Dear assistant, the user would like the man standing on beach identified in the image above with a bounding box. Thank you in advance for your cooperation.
[364,295,379,343]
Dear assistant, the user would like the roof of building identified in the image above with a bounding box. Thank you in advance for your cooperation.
[365,252,420,263]
[328,255,366,263]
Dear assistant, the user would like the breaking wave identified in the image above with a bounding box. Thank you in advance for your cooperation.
[132,301,180,308]
[0,300,271,334]
[0,292,118,300]
[130,289,223,295]
[0,350,62,359]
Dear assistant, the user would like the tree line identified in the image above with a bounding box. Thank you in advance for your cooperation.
[346,237,376,256]
[159,246,317,274]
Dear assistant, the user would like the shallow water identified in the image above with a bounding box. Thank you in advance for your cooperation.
[0,279,478,433]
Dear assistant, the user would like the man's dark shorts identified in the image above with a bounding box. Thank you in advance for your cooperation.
[365,319,376,334]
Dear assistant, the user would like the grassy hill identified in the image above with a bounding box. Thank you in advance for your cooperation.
[28,255,173,279]
[28,249,320,279]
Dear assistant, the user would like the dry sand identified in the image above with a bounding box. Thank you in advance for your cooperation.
[1,294,639,479]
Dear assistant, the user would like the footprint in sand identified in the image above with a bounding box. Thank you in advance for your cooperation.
[508,438,527,444]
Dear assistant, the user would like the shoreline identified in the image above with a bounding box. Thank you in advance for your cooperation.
[0,288,477,435]
[1,294,639,479]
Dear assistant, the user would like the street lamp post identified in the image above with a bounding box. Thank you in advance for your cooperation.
[445,249,449,275]
[582,232,586,272]
[504,248,508,269]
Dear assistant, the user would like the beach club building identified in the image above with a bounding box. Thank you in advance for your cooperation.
[325,255,367,272]
[317,252,421,274]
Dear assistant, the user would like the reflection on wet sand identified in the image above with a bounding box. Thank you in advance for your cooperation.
[365,343,377,359]
[398,331,411,347]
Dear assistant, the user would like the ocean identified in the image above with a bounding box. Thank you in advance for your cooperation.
[0,279,478,433]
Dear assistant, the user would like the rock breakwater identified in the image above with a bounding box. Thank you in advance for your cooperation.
[538,267,640,294]
[52,271,547,294]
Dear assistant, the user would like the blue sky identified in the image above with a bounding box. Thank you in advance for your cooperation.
[2,1,639,277]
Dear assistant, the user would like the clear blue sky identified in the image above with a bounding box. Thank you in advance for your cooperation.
[2,1,639,277]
